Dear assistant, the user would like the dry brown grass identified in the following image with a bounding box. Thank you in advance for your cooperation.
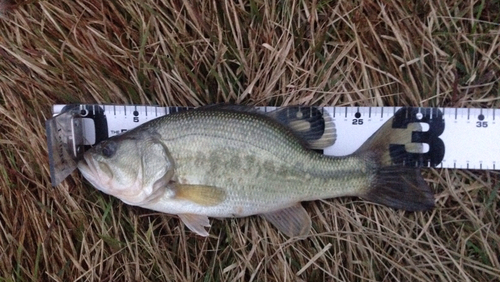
[1,0,499,281]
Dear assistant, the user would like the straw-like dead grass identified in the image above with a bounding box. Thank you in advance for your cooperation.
[0,0,499,281]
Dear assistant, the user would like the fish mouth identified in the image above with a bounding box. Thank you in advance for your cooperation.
[77,154,93,178]
[77,154,106,192]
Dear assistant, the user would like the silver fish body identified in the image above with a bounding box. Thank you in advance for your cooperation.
[146,109,368,215]
[78,106,434,237]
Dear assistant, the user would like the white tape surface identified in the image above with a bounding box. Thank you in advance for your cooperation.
[52,105,500,170]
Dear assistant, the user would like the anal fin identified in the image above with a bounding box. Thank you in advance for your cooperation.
[260,203,311,237]
[178,214,211,237]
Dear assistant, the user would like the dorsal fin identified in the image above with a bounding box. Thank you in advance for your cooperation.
[196,104,260,113]
[197,104,336,149]
[267,107,336,149]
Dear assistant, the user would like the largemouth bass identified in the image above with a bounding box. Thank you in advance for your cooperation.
[78,105,434,237]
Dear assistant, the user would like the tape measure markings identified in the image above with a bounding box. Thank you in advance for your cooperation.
[50,105,500,173]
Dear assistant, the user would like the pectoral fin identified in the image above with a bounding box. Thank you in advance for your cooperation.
[178,214,211,237]
[260,203,311,237]
[173,184,226,206]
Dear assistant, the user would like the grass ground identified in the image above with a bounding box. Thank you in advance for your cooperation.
[0,0,499,281]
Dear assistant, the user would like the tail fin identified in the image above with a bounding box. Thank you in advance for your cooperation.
[362,166,434,211]
[355,116,435,211]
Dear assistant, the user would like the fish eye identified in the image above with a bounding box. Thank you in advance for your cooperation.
[101,141,117,158]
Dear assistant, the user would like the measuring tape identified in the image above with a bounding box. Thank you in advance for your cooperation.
[46,104,499,186]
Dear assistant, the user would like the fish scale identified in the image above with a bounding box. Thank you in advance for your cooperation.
[78,106,434,237]
[164,143,368,217]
